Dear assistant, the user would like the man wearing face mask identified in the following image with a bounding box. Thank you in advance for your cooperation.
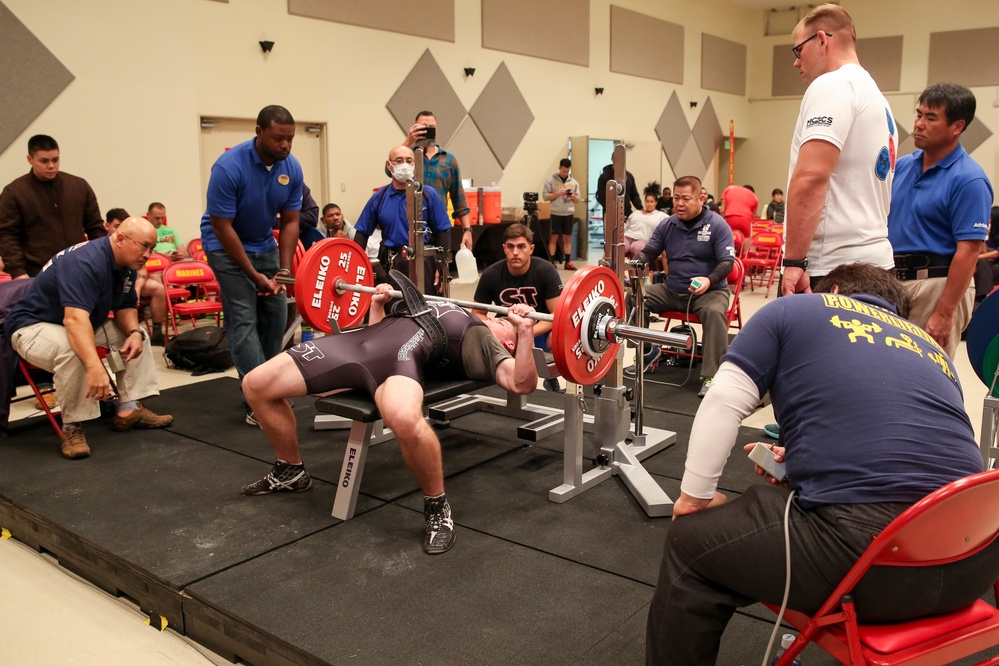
[354,145,452,291]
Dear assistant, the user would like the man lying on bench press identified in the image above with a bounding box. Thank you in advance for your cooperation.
[241,270,539,554]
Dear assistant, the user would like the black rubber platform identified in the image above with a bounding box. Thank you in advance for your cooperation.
[0,379,862,665]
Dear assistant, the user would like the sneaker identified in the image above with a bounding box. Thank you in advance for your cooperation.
[424,494,456,554]
[698,376,713,398]
[113,405,173,431]
[241,460,312,496]
[564,261,578,271]
[246,407,260,427]
[60,426,90,459]
[763,423,780,440]
[624,345,662,379]
[33,389,58,411]
[150,330,165,347]
[543,377,564,393]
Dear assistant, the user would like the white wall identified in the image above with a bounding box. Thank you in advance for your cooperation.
[1,0,995,248]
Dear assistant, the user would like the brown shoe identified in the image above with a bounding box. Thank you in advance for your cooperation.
[34,390,58,410]
[113,405,173,432]
[60,426,90,459]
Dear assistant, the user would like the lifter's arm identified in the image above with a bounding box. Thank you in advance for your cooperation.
[493,304,538,395]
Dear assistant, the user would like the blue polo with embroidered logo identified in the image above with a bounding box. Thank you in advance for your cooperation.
[199,138,304,253]
[887,143,992,255]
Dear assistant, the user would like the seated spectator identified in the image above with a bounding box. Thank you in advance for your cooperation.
[6,216,173,459]
[765,188,785,223]
[656,186,673,215]
[624,183,669,257]
[320,203,385,282]
[146,202,187,261]
[974,206,999,306]
[106,209,167,346]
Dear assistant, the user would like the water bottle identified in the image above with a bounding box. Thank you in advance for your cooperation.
[455,246,478,283]
[770,633,802,665]
[300,325,313,343]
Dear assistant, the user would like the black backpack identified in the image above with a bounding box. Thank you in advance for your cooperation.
[164,326,233,376]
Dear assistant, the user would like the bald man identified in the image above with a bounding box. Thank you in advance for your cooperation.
[353,145,452,291]
[7,216,172,459]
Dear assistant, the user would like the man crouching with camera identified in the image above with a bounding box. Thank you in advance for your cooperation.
[6,216,173,459]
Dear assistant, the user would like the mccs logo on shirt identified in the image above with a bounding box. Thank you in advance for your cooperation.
[806,116,834,128]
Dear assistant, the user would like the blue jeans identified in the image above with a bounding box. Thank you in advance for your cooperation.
[207,249,287,379]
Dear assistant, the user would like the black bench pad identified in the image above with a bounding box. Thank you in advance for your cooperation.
[314,378,493,423]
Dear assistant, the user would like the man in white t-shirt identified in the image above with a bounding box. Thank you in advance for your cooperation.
[781,3,898,295]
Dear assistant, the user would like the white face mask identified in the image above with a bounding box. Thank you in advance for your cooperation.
[392,163,414,183]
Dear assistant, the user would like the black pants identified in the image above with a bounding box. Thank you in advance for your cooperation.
[646,484,999,665]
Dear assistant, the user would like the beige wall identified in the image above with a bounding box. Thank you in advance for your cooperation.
[741,0,999,202]
[1,0,996,248]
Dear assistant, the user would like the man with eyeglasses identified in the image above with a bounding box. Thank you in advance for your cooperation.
[472,223,563,391]
[6,217,173,459]
[781,4,897,295]
[353,145,453,294]
[629,176,736,398]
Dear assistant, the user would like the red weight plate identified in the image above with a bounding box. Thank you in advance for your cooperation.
[551,265,625,384]
[293,237,372,333]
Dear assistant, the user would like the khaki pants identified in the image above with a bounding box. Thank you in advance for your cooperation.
[901,277,973,359]
[12,320,160,424]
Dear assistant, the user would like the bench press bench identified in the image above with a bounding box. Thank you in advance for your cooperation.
[314,377,491,521]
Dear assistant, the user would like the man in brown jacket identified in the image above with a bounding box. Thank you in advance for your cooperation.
[0,134,106,278]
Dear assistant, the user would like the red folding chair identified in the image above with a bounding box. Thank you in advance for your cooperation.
[742,231,783,297]
[767,469,999,666]
[163,261,223,335]
[657,258,744,366]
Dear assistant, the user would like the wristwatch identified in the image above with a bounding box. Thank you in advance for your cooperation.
[782,257,809,270]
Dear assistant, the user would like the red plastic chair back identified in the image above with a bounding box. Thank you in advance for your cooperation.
[769,469,999,666]
[187,238,203,257]
[144,253,172,275]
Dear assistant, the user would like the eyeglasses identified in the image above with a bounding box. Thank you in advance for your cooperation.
[120,233,154,253]
[504,242,530,251]
[792,31,831,59]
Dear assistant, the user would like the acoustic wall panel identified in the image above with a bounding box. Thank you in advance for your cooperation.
[655,92,689,163]
[481,0,588,67]
[0,2,74,156]
[929,28,999,88]
[468,63,534,168]
[446,121,503,189]
[701,34,746,96]
[610,6,683,84]
[691,98,723,168]
[771,44,805,98]
[857,36,903,92]
[288,0,455,43]
[386,50,466,147]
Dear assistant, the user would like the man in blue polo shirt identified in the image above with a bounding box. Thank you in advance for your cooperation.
[888,83,994,358]
[353,145,452,293]
[200,105,303,425]
[630,176,736,397]
[7,217,172,459]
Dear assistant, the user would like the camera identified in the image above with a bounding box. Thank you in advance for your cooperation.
[418,124,437,148]
[523,191,539,214]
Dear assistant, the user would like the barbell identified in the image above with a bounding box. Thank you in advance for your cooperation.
[278,237,690,384]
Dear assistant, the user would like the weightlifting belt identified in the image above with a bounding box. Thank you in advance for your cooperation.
[893,253,952,281]
[387,269,447,362]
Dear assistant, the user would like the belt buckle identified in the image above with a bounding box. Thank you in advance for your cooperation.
[916,268,929,280]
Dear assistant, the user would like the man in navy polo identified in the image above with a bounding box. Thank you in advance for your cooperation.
[200,105,303,425]
[630,176,736,398]
[888,83,994,358]
[7,217,172,459]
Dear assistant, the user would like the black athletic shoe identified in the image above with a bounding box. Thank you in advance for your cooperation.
[543,377,564,393]
[423,494,455,554]
[241,460,313,496]
[624,346,662,379]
